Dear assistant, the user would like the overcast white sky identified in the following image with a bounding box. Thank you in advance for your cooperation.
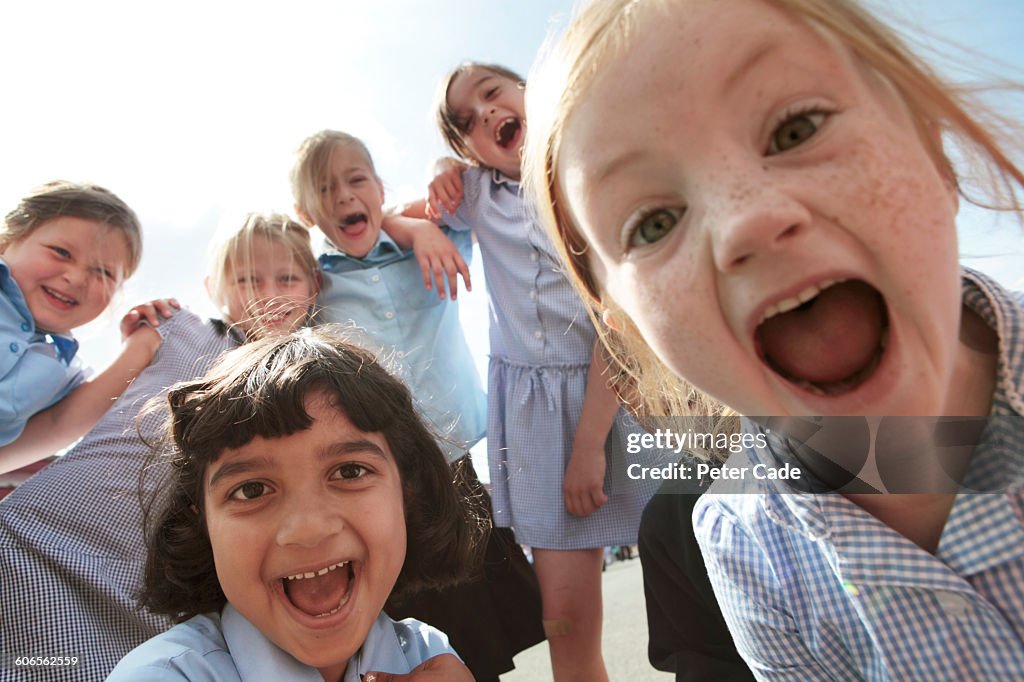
[1,0,1021,385]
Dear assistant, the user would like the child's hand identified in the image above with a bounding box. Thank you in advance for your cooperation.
[411,222,471,300]
[426,158,468,220]
[364,653,473,682]
[120,298,180,341]
[563,443,609,517]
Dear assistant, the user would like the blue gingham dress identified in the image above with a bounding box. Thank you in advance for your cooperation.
[0,311,239,682]
[444,168,659,549]
[694,269,1024,681]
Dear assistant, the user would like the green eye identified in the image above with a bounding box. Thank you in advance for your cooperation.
[630,208,681,247]
[770,111,826,153]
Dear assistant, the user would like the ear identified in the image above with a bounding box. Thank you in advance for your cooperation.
[294,204,315,228]
[203,275,213,300]
[601,308,620,332]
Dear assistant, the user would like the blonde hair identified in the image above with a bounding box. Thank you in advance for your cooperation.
[524,0,1024,418]
[206,212,319,326]
[3,180,143,281]
[290,130,377,226]
[435,62,527,164]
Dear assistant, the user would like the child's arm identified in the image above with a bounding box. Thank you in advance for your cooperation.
[563,342,618,517]
[384,210,472,301]
[0,298,177,474]
[426,157,468,220]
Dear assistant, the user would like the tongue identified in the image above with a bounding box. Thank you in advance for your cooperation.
[757,280,885,384]
[283,566,350,617]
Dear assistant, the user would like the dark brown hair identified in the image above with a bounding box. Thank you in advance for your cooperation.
[140,326,484,621]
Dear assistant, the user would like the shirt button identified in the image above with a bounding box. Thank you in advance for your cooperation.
[384,311,394,319]
[935,591,970,618]
[529,290,537,300]
[371,274,381,283]
[9,342,18,353]
[530,252,539,262]
[533,330,543,339]
[20,322,30,332]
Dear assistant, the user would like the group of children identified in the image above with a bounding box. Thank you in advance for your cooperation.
[1,0,1022,680]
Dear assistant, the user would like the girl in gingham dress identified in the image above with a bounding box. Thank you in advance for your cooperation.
[414,61,660,681]
[525,0,1024,680]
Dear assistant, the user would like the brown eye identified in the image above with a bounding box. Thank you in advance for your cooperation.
[770,111,826,153]
[230,481,266,500]
[629,208,682,247]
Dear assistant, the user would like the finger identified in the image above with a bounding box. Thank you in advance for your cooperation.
[432,261,446,300]
[454,253,472,292]
[418,256,433,291]
[443,257,459,300]
[152,299,176,318]
[135,304,161,327]
[428,188,444,219]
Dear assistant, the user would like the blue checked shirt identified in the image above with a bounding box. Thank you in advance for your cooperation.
[694,269,1024,681]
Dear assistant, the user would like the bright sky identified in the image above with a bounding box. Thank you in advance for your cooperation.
[1,0,1021,383]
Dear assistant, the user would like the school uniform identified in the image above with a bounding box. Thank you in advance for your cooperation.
[0,257,84,446]
[315,231,543,679]
[108,605,457,681]
[694,269,1024,681]
[0,310,240,682]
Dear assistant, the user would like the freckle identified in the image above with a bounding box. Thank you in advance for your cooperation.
[762,164,769,172]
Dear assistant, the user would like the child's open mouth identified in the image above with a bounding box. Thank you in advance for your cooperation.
[494,117,522,149]
[755,279,888,397]
[282,560,355,618]
[340,213,368,233]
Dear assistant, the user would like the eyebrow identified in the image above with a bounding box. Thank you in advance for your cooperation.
[206,438,389,489]
[721,40,779,96]
[591,40,781,186]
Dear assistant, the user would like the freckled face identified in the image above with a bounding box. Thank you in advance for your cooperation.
[558,0,963,417]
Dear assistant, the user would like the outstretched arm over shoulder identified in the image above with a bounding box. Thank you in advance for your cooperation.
[0,298,177,474]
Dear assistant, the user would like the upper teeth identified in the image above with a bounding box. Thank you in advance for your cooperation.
[495,119,514,144]
[45,288,75,304]
[285,561,348,581]
[760,279,841,324]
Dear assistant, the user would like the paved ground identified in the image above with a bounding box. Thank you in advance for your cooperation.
[502,557,674,681]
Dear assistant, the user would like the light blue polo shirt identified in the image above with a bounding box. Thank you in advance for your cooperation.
[0,258,84,446]
[108,604,458,681]
[316,230,485,461]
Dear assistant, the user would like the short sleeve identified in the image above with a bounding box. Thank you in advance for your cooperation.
[439,166,485,233]
[692,496,837,682]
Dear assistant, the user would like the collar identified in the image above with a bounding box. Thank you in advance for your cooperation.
[221,605,323,681]
[318,232,406,272]
[489,167,520,190]
[0,258,78,364]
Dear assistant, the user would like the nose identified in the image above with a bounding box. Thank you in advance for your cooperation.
[62,264,89,287]
[708,172,810,273]
[333,183,354,206]
[275,490,341,549]
[477,103,496,125]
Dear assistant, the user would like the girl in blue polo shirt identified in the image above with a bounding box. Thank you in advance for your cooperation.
[0,180,164,479]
